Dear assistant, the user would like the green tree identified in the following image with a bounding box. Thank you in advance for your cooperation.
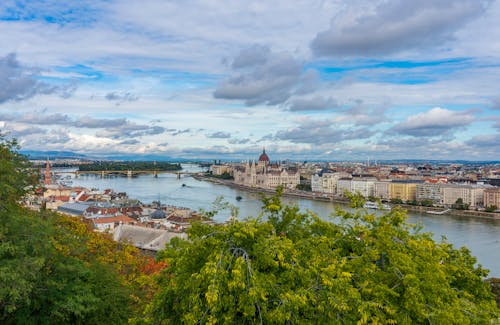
[390,198,404,204]
[345,190,366,208]
[147,193,498,324]
[454,198,470,210]
[419,199,434,207]
[485,205,497,213]
[0,134,38,206]
[0,136,152,324]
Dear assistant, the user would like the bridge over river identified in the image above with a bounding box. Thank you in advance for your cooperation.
[53,170,200,179]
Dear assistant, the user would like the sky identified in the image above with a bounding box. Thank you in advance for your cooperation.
[0,0,499,161]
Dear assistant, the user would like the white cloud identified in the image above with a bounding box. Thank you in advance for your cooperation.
[390,107,475,137]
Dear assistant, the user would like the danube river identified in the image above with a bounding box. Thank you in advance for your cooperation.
[64,164,500,277]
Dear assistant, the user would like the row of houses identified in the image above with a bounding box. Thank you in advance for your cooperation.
[311,173,500,209]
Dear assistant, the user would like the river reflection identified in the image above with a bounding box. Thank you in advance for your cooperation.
[62,165,500,277]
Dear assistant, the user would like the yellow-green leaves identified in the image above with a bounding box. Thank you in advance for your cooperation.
[148,193,499,324]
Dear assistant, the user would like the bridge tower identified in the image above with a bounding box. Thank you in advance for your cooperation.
[127,170,132,177]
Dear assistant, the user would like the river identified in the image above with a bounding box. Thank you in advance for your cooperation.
[59,164,500,277]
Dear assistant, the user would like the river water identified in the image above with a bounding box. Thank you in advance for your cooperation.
[61,164,500,277]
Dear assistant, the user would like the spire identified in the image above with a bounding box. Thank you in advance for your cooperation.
[44,157,51,185]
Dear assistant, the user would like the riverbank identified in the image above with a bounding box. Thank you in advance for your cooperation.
[195,175,500,220]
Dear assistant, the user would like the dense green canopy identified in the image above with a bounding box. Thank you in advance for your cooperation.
[149,191,499,324]
[0,135,37,205]
[0,135,153,324]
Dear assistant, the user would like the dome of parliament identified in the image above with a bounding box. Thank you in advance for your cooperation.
[258,148,269,162]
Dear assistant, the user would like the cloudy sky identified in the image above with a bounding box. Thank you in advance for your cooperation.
[1,0,499,161]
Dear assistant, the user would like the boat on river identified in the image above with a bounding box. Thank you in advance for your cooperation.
[364,201,391,210]
[426,209,450,215]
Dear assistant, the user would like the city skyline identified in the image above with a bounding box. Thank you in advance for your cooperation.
[1,0,499,161]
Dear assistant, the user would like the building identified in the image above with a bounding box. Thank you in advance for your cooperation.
[351,179,375,198]
[233,149,300,190]
[416,183,444,204]
[92,215,136,232]
[210,164,231,176]
[484,187,500,208]
[57,202,93,216]
[374,181,391,200]
[311,172,338,194]
[390,181,422,202]
[441,184,485,208]
[336,178,353,196]
[113,224,187,252]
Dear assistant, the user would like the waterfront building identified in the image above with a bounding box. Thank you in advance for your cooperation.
[484,187,500,208]
[390,181,422,202]
[210,164,231,176]
[416,183,444,205]
[351,179,375,198]
[441,184,485,208]
[374,180,391,201]
[233,149,300,190]
[311,172,339,194]
[336,178,353,196]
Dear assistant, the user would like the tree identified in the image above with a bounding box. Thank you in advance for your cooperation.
[0,136,153,324]
[0,134,38,206]
[419,199,434,207]
[485,205,497,213]
[454,198,470,210]
[390,198,404,204]
[147,192,499,324]
[344,190,366,208]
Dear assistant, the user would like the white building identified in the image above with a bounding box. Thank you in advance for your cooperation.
[311,172,339,194]
[351,179,375,198]
[441,184,485,208]
[336,179,353,196]
[374,181,391,200]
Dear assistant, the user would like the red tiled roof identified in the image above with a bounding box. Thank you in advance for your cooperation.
[93,215,135,225]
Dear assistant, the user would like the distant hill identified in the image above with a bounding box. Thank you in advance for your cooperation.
[20,150,89,160]
[20,150,195,163]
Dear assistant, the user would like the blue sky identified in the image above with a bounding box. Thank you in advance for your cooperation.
[0,0,499,160]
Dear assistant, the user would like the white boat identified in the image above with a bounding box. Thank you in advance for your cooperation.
[364,201,391,210]
[426,209,450,215]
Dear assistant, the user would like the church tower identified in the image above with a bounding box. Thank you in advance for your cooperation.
[44,158,51,185]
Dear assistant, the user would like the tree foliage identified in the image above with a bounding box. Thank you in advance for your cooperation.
[0,136,154,324]
[148,192,499,324]
[0,134,38,206]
